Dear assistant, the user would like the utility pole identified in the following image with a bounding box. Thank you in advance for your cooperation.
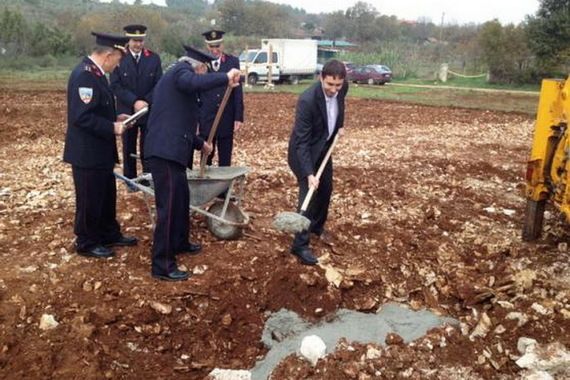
[439,12,445,41]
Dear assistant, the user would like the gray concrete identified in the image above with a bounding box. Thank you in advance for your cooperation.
[251,303,458,380]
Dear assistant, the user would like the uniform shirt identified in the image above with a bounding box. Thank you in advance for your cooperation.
[323,87,339,140]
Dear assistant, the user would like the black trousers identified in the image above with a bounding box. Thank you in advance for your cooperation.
[292,158,333,250]
[122,124,147,178]
[149,157,190,275]
[202,135,233,167]
[72,166,121,250]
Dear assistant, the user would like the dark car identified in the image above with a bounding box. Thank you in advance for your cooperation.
[348,65,392,85]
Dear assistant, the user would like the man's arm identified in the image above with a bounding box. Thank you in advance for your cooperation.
[70,72,115,140]
[293,96,315,179]
[110,64,138,110]
[143,55,163,104]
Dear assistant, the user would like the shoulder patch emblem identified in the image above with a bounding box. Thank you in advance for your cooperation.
[78,87,93,104]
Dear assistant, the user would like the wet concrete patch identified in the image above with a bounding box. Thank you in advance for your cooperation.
[252,303,458,379]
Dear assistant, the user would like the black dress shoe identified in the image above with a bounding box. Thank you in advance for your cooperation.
[77,245,115,259]
[176,242,202,255]
[152,270,190,282]
[290,247,318,265]
[105,235,138,247]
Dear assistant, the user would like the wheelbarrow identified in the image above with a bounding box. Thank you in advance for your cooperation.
[114,166,250,240]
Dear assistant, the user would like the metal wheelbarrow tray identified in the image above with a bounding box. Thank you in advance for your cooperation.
[115,166,250,240]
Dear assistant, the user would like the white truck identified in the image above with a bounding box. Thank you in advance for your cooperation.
[239,39,318,85]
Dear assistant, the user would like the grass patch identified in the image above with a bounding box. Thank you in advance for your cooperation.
[396,76,540,92]
[244,80,539,114]
[0,71,540,115]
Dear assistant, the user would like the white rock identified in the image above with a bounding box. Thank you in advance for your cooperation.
[299,335,327,366]
[531,303,552,316]
[366,346,382,360]
[502,209,516,216]
[208,369,252,380]
[516,339,570,376]
[520,370,554,380]
[518,337,538,355]
[469,312,492,341]
[506,312,529,327]
[39,314,59,330]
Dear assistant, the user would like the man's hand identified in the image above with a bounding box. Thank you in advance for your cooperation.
[116,113,130,122]
[113,122,126,135]
[201,141,213,156]
[308,174,319,190]
[234,121,243,132]
[226,68,241,88]
[133,100,148,112]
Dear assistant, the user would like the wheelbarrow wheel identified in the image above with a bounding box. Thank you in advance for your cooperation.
[522,199,546,241]
[207,201,243,240]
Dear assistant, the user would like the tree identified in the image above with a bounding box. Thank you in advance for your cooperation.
[344,2,378,43]
[0,8,29,54]
[526,0,570,70]
[217,0,247,35]
[323,11,346,41]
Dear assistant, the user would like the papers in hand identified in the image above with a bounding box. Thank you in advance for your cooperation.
[122,107,149,127]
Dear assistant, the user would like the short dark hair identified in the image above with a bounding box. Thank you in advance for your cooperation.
[321,59,346,79]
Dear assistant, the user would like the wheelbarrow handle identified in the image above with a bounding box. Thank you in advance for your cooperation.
[199,85,233,177]
[300,132,340,213]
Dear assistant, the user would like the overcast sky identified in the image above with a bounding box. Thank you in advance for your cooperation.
[112,0,540,25]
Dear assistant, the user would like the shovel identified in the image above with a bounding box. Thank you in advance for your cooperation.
[199,85,233,177]
[273,132,340,233]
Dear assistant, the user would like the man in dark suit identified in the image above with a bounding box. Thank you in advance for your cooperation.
[144,45,242,281]
[287,59,348,265]
[110,24,162,182]
[198,29,244,167]
[63,32,138,259]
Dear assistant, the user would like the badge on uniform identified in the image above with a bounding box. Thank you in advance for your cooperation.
[78,87,93,104]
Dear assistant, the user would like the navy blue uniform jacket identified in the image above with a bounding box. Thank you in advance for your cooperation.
[110,48,162,123]
[63,57,118,169]
[288,80,348,179]
[199,54,244,138]
[144,60,229,166]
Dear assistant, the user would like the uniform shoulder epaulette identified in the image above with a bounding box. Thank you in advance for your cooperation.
[84,63,103,77]
[143,48,153,57]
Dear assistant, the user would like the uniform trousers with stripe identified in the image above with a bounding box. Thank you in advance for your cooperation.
[148,157,189,275]
[72,166,121,250]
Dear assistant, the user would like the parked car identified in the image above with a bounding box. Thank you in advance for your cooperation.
[366,64,392,84]
[347,65,392,85]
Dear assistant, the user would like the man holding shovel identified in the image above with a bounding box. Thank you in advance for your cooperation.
[144,45,241,281]
[287,60,348,265]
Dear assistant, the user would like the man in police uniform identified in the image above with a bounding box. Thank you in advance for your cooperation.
[111,24,162,182]
[63,32,138,259]
[144,45,241,281]
[198,29,244,167]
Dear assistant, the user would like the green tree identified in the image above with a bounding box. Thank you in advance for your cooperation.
[0,8,29,54]
[344,2,379,43]
[217,0,247,35]
[323,11,346,41]
[526,0,570,70]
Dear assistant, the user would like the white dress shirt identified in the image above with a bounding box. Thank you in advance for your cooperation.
[323,88,339,140]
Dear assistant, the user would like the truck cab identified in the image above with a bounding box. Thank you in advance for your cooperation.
[239,49,280,86]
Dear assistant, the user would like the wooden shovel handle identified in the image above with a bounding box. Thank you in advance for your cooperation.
[199,85,233,177]
[300,133,340,212]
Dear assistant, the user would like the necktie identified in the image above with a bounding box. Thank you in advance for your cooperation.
[213,60,219,71]
[135,54,140,64]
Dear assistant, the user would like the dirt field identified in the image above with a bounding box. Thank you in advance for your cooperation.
[0,88,568,379]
